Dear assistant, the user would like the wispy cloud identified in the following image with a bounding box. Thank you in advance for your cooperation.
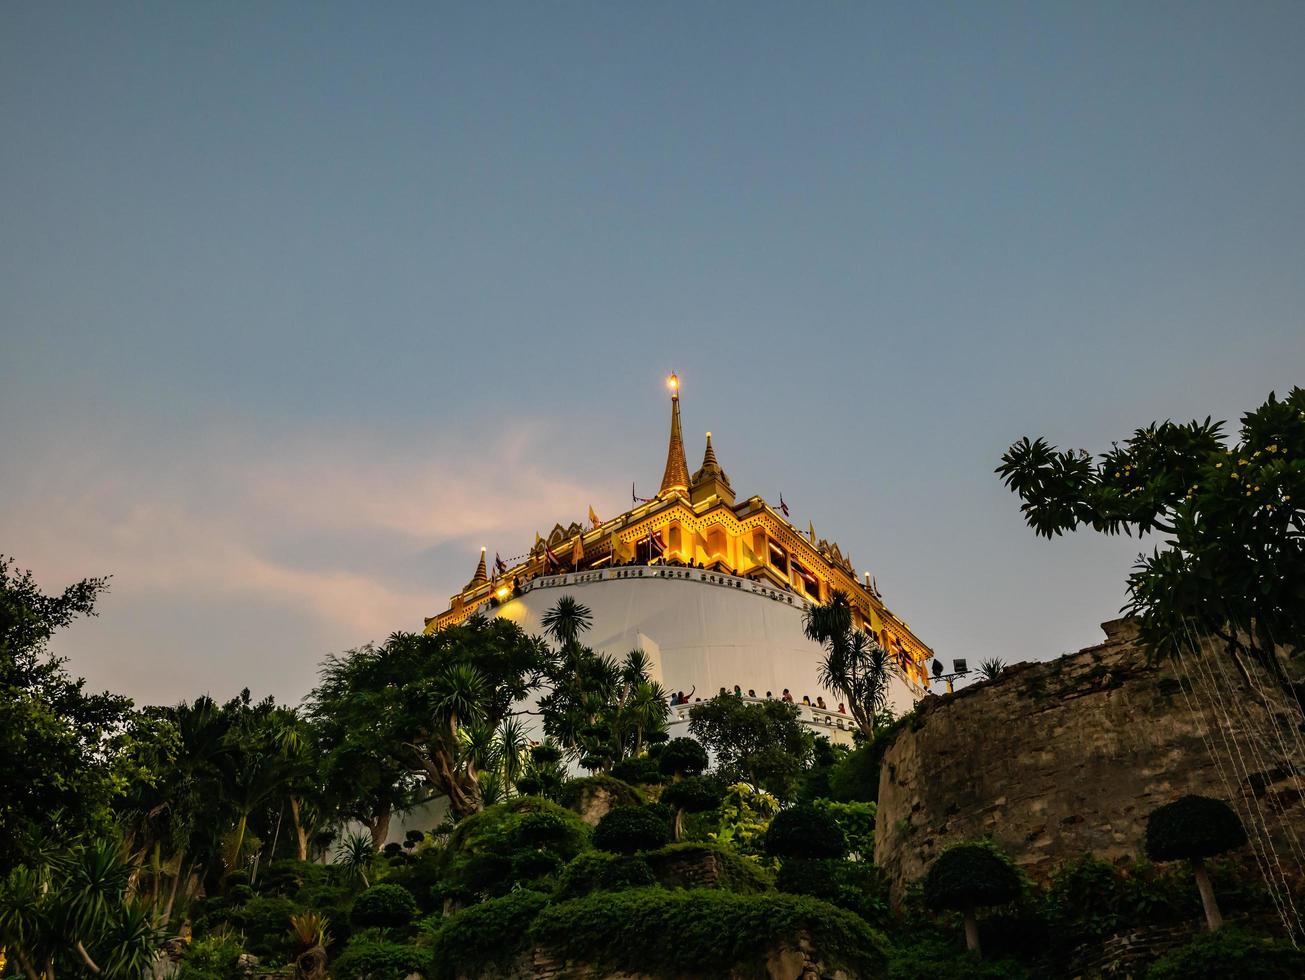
[0,418,597,701]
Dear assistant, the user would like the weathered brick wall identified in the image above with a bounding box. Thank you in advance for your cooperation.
[875,619,1305,901]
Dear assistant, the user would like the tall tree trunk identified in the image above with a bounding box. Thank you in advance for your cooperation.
[673,807,684,842]
[161,852,186,926]
[290,796,309,861]
[962,906,981,954]
[368,801,393,851]
[1192,857,1223,930]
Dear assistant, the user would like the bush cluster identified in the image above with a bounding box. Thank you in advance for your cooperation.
[593,806,671,854]
[427,888,550,980]
[530,887,890,977]
[351,883,418,930]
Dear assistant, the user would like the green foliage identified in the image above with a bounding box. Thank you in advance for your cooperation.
[437,797,589,899]
[660,775,725,815]
[332,929,432,980]
[1041,854,1130,945]
[1146,926,1305,980]
[805,591,893,737]
[711,782,780,857]
[556,774,645,811]
[689,694,814,800]
[231,894,300,958]
[0,558,133,873]
[427,889,549,980]
[887,937,1031,980]
[813,799,876,861]
[0,835,160,979]
[556,852,657,899]
[609,756,663,785]
[774,857,891,927]
[1146,795,1248,862]
[924,842,1023,912]
[764,803,847,859]
[309,615,551,819]
[593,805,672,854]
[530,888,890,977]
[997,389,1305,690]
[351,883,418,930]
[826,714,911,803]
[176,932,246,980]
[645,841,773,894]
[658,737,708,778]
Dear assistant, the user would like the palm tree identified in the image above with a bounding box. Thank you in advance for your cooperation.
[978,658,1006,681]
[805,592,894,739]
[541,596,594,649]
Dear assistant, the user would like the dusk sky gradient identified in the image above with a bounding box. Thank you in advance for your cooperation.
[3,2,1303,706]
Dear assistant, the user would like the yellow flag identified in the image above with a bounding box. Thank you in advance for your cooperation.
[589,505,601,528]
[572,535,585,564]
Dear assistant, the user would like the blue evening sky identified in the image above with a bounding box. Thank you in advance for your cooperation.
[3,2,1302,704]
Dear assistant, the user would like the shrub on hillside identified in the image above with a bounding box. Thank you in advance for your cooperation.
[775,857,891,928]
[437,797,589,898]
[556,852,657,900]
[530,888,889,977]
[658,737,708,779]
[610,756,663,785]
[230,894,300,959]
[427,889,550,980]
[176,933,245,980]
[886,937,1031,980]
[351,883,418,930]
[332,931,431,980]
[923,842,1023,954]
[593,806,672,854]
[763,803,847,859]
[1146,927,1305,979]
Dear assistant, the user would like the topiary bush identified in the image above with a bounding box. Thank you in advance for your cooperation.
[437,797,589,899]
[923,842,1023,954]
[230,894,300,959]
[660,775,725,840]
[555,774,646,813]
[332,931,432,980]
[886,937,1031,980]
[775,856,891,928]
[644,841,773,894]
[658,737,709,779]
[351,883,418,931]
[763,803,847,859]
[593,805,672,854]
[427,888,550,980]
[1146,926,1305,979]
[610,756,663,786]
[510,847,564,882]
[176,933,245,980]
[1145,795,1247,931]
[555,852,657,899]
[530,887,890,977]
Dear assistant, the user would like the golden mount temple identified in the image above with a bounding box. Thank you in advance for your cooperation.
[426,374,934,735]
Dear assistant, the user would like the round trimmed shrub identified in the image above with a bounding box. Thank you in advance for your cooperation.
[510,847,563,881]
[517,810,571,848]
[1145,795,1248,862]
[763,804,847,860]
[351,883,418,930]
[611,756,663,785]
[658,737,708,778]
[332,936,431,980]
[660,776,725,814]
[923,843,1022,913]
[593,805,672,854]
[556,852,657,899]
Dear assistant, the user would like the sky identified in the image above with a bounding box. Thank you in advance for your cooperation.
[2,2,1303,707]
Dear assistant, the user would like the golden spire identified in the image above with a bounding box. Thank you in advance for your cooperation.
[466,547,488,590]
[701,431,719,471]
[659,373,690,497]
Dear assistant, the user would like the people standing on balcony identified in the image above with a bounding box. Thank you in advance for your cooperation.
[747,688,756,697]
[781,689,793,703]
[802,694,811,706]
[837,702,846,713]
[733,684,743,697]
[816,696,827,709]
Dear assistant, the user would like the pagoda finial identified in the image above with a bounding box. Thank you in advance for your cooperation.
[659,373,690,496]
[466,546,489,590]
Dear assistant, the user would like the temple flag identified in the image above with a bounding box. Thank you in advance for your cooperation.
[742,540,757,567]
[589,505,601,528]
[544,541,560,567]
[572,535,585,565]
[779,494,790,517]
[494,552,508,576]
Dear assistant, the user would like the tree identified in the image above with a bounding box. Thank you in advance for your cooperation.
[922,843,1023,956]
[658,737,708,781]
[592,806,671,854]
[688,694,814,800]
[804,592,893,739]
[310,615,550,819]
[996,389,1305,697]
[0,557,133,873]
[659,776,724,840]
[763,804,847,860]
[1145,795,1248,931]
[978,658,1005,682]
[0,835,158,979]
[536,598,669,771]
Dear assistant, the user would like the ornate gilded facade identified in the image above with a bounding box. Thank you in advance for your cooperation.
[426,377,935,694]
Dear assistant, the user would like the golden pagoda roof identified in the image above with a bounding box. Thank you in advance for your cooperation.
[659,374,690,497]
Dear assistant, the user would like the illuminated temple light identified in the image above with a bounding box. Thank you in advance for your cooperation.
[426,373,936,706]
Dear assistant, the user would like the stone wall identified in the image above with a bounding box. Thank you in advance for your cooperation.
[875,619,1305,901]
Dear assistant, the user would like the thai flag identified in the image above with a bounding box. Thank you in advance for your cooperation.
[779,494,790,518]
[494,552,508,576]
